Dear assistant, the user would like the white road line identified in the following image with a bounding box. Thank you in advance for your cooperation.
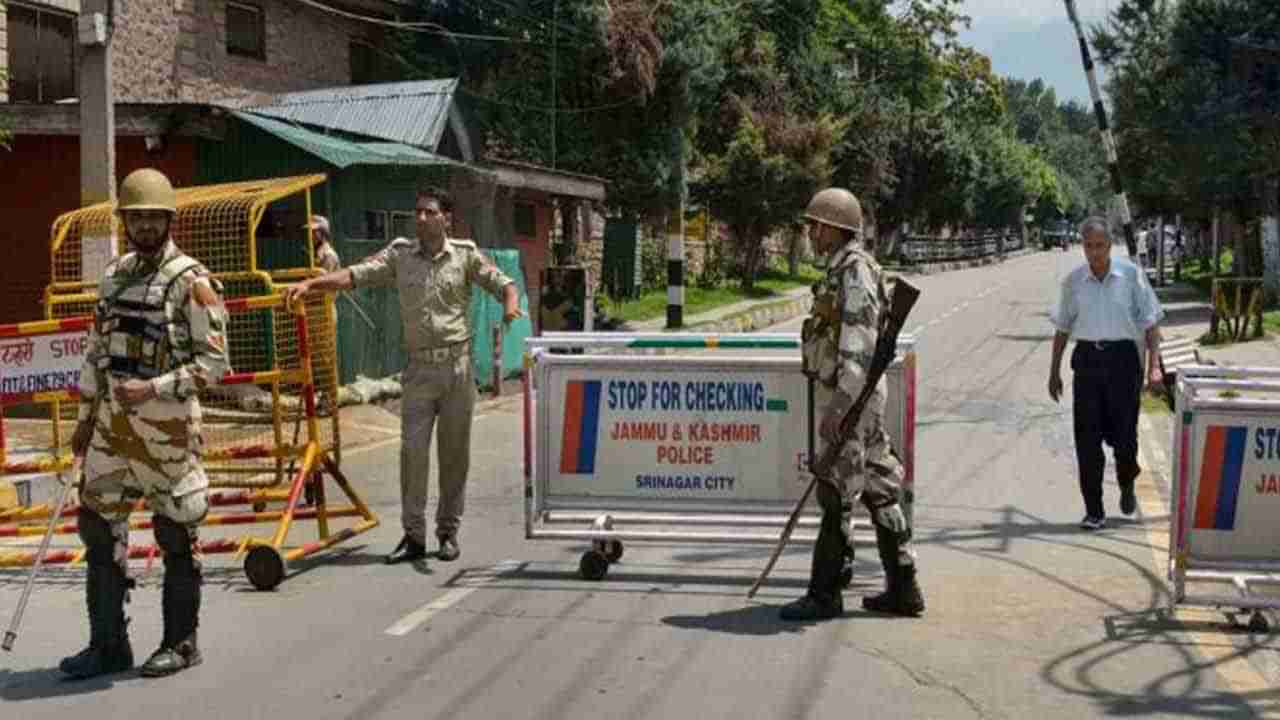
[383,559,523,637]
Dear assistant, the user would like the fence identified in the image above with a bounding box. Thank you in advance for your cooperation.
[896,232,1023,265]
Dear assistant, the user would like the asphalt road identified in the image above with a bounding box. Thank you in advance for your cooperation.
[3,245,1277,718]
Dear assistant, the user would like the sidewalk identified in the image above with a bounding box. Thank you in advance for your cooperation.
[1152,280,1280,368]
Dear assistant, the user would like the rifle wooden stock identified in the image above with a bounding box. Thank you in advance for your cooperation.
[746,278,920,599]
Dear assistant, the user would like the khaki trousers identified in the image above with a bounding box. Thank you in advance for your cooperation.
[399,351,475,544]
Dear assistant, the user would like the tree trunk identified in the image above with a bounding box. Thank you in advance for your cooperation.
[788,226,800,277]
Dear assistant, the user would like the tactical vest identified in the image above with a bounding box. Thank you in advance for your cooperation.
[801,245,885,387]
[95,253,202,381]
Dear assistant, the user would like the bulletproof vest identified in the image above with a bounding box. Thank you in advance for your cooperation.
[801,246,883,387]
[96,253,201,380]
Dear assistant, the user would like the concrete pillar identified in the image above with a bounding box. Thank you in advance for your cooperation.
[80,0,115,207]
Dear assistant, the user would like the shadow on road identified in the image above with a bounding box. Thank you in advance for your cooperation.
[660,604,884,636]
[0,667,121,701]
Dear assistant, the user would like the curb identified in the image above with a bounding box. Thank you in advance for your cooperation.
[681,293,814,334]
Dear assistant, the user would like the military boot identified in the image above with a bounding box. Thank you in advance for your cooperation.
[861,524,925,616]
[60,553,134,680]
[781,501,847,621]
[779,592,844,621]
[141,554,203,677]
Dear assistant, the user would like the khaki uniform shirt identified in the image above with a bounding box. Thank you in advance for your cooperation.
[349,237,514,351]
[315,242,341,273]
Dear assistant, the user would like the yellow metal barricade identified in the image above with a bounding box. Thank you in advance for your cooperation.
[0,176,378,590]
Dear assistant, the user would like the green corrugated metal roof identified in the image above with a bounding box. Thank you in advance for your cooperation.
[233,111,457,169]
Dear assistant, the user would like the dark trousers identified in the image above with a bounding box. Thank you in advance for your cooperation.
[1071,340,1141,518]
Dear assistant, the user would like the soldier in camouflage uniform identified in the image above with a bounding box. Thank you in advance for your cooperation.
[781,187,925,621]
[63,168,230,679]
[285,186,521,565]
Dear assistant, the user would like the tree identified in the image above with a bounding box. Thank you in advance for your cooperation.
[691,29,845,288]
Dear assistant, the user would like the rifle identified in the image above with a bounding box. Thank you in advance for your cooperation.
[746,278,920,599]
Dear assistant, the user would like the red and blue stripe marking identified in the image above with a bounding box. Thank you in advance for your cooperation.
[559,380,601,474]
[1194,425,1248,531]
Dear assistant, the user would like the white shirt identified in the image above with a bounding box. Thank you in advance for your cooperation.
[1050,258,1163,341]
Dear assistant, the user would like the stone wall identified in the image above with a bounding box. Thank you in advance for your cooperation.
[111,0,373,103]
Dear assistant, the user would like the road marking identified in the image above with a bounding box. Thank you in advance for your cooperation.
[1135,413,1270,695]
[384,559,523,637]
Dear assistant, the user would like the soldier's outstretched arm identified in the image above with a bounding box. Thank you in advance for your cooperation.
[151,275,231,401]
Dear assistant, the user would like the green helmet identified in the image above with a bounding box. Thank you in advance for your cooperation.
[804,187,862,234]
[117,168,177,214]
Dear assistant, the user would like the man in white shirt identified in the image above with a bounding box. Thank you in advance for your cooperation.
[1048,217,1164,530]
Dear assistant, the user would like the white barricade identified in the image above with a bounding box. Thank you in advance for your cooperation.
[522,332,916,580]
[1170,365,1280,631]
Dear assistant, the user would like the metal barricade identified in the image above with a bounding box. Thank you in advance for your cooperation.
[1169,365,1280,631]
[521,332,916,580]
[0,294,379,591]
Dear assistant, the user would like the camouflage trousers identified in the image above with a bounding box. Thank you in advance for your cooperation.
[79,460,209,579]
[814,384,913,565]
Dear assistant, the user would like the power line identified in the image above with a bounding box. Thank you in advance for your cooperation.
[288,0,539,43]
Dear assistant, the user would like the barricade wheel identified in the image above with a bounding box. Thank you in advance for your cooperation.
[605,541,624,563]
[1248,611,1270,633]
[579,550,609,581]
[245,546,285,591]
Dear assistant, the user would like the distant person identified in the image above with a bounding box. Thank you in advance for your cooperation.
[303,215,341,272]
[1048,216,1164,530]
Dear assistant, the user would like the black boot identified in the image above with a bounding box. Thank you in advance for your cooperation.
[140,552,202,677]
[861,525,925,616]
[779,592,844,621]
[781,486,847,622]
[60,549,134,680]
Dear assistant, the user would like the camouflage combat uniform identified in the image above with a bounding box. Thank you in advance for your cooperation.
[349,236,512,549]
[801,238,916,608]
[67,238,229,677]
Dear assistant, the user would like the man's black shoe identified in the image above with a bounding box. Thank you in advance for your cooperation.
[385,536,427,565]
[1120,488,1137,516]
[436,534,460,562]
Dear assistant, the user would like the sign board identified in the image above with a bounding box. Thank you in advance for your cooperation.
[534,352,909,512]
[1183,410,1280,561]
[539,356,812,504]
[0,330,88,403]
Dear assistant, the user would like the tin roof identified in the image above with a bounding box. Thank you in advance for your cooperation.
[233,111,457,169]
[238,79,460,151]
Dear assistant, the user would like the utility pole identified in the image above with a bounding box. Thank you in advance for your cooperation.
[550,0,557,169]
[666,75,688,330]
[78,0,114,207]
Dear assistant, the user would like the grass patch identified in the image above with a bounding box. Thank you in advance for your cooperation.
[606,266,821,323]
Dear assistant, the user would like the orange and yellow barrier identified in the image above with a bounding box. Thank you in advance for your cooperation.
[0,292,378,591]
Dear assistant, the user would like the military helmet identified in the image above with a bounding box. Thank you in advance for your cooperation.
[117,168,177,214]
[804,188,862,233]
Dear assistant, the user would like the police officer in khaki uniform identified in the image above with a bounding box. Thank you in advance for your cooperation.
[781,187,925,621]
[285,186,521,564]
[63,168,231,679]
[302,215,341,272]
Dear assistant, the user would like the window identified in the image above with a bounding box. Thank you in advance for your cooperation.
[227,2,265,60]
[390,211,415,240]
[350,40,378,85]
[514,202,537,237]
[363,211,388,243]
[7,3,77,103]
